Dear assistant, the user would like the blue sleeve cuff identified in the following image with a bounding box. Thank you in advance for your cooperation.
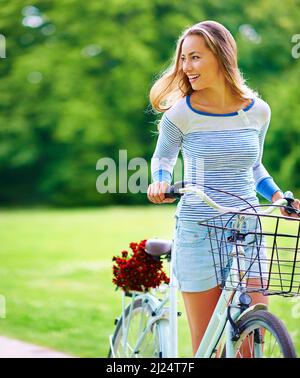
[256,177,282,202]
[152,169,172,184]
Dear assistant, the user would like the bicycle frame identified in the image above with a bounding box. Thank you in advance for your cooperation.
[195,241,255,358]
[110,188,294,358]
[171,213,268,358]
[110,227,267,358]
[110,184,297,358]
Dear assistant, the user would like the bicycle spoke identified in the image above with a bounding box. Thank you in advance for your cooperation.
[247,333,253,358]
[236,325,287,358]
[269,333,278,357]
[112,298,164,358]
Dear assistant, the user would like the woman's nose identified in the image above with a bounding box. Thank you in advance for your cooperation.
[183,61,192,73]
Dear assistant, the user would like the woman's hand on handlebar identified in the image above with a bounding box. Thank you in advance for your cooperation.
[281,198,300,218]
[272,191,300,218]
[147,182,176,204]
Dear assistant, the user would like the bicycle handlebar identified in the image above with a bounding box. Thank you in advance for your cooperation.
[164,181,299,216]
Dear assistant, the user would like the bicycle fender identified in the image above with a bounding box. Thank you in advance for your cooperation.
[235,303,268,323]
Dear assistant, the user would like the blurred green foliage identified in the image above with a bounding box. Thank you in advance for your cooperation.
[0,0,299,206]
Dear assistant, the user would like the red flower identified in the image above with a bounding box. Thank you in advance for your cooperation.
[112,239,170,292]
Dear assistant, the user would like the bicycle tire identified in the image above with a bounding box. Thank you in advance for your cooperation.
[108,297,169,358]
[230,310,297,358]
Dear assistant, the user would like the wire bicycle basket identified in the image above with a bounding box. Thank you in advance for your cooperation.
[199,205,300,297]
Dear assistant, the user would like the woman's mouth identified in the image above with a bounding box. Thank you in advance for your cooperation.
[188,74,200,83]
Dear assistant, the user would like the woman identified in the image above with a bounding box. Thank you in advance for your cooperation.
[147,20,300,356]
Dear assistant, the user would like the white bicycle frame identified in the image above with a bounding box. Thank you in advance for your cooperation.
[109,185,288,358]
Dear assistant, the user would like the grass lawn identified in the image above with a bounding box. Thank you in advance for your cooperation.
[0,206,299,357]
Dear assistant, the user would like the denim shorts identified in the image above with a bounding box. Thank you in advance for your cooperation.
[172,216,268,292]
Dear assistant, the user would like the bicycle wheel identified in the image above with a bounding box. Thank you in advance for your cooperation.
[231,310,297,358]
[108,297,169,358]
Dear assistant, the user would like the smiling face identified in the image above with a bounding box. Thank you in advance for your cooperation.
[180,34,224,91]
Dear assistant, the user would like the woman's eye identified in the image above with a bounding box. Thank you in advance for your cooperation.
[180,56,200,62]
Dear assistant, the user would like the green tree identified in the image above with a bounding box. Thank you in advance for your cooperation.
[0,0,299,205]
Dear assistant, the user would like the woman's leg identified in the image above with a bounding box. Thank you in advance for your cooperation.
[182,286,222,356]
[182,279,269,357]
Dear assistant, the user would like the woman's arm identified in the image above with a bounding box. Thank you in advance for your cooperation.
[148,113,183,204]
[253,108,282,202]
[150,113,183,184]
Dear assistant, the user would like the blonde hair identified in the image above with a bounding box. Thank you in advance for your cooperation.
[149,20,258,112]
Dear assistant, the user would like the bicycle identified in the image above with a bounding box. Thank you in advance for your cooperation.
[108,182,300,358]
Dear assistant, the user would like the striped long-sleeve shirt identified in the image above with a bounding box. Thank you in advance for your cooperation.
[151,95,281,222]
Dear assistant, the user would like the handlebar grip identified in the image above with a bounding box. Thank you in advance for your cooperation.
[283,191,300,216]
[164,181,186,199]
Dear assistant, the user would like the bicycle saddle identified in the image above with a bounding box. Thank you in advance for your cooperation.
[145,239,172,257]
